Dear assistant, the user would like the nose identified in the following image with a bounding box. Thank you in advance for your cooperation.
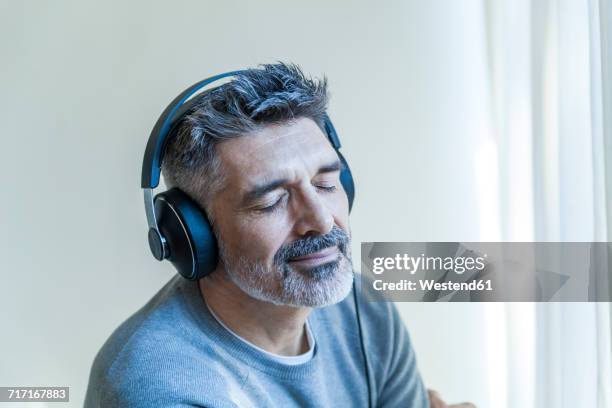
[292,188,335,237]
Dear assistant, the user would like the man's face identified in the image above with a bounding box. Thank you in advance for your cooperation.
[208,117,353,307]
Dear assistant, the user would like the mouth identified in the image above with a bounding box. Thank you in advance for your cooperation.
[287,246,340,267]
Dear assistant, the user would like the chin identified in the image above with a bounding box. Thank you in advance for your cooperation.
[279,257,355,308]
[225,251,355,308]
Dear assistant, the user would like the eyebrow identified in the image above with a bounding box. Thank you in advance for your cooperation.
[241,159,342,205]
[318,159,343,174]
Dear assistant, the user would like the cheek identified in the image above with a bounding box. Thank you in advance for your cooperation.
[226,216,291,263]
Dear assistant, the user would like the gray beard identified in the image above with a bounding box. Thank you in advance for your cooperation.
[219,242,354,308]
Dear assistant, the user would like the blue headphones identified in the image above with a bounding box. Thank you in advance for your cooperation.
[141,71,356,281]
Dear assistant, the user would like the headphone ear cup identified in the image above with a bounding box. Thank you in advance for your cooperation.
[154,188,218,280]
[337,151,355,212]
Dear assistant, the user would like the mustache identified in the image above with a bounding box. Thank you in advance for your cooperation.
[274,225,350,265]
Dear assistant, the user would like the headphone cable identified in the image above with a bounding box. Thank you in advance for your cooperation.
[353,277,372,408]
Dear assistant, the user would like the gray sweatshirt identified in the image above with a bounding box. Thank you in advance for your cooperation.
[84,274,429,407]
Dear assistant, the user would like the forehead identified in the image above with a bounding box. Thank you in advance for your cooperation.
[216,118,337,188]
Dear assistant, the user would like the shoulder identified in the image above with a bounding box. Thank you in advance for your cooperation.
[347,273,428,406]
[84,276,230,407]
[326,273,416,370]
[89,276,190,369]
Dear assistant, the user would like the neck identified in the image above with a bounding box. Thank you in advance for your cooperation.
[198,268,311,356]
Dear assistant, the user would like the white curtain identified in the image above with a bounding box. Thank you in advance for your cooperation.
[482,0,612,407]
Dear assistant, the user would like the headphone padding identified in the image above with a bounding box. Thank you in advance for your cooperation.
[154,188,218,280]
[337,151,355,211]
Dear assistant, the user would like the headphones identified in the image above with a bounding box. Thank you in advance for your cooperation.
[141,70,356,281]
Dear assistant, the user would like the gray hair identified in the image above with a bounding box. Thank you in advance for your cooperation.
[161,62,329,222]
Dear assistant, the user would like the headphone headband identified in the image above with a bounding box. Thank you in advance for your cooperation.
[141,70,244,189]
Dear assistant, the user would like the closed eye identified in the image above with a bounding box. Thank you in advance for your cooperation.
[258,193,288,213]
[257,184,336,214]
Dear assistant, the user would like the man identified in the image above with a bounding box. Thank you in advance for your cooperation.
[85,63,473,407]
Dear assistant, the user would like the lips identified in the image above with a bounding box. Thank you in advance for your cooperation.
[288,246,339,262]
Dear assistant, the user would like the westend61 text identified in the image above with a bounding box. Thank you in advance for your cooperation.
[373,279,493,292]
